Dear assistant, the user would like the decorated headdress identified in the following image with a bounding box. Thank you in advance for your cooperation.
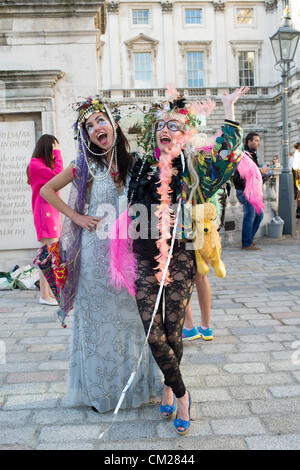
[72,96,121,138]
[136,85,216,163]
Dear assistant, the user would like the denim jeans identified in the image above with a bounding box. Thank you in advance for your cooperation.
[236,189,264,247]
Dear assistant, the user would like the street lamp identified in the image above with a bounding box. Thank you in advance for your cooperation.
[270,6,300,235]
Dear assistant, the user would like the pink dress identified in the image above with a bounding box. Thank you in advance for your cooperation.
[28,149,64,241]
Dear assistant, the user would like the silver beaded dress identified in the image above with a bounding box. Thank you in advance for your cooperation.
[64,165,163,412]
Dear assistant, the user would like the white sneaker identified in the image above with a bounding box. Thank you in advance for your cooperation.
[39,297,58,306]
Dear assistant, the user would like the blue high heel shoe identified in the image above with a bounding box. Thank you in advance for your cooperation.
[160,394,176,420]
[174,391,191,435]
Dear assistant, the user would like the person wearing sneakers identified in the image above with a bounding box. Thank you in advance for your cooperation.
[27,134,64,306]
[233,132,267,251]
[183,273,213,341]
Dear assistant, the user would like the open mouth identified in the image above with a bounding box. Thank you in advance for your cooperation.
[160,135,171,145]
[97,132,108,146]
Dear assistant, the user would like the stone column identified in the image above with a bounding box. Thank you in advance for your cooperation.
[212,1,228,87]
[106,1,121,89]
[161,1,175,87]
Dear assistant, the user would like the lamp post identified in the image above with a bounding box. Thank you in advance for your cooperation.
[270,5,300,235]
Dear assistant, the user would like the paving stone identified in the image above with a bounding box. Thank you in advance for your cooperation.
[192,388,231,402]
[38,361,68,371]
[243,372,294,386]
[269,360,300,372]
[238,342,285,353]
[238,335,268,343]
[108,421,156,441]
[211,417,266,436]
[230,327,275,336]
[261,414,300,434]
[246,434,300,450]
[226,353,270,363]
[200,402,250,419]
[229,386,270,400]
[28,344,66,353]
[39,425,101,443]
[205,374,242,388]
[0,426,37,446]
[250,398,300,415]
[0,383,47,395]
[3,394,60,410]
[6,371,64,384]
[223,363,266,374]
[27,316,57,324]
[182,364,220,376]
[0,410,32,426]
[31,408,86,425]
[269,385,300,398]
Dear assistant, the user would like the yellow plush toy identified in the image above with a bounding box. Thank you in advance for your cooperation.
[192,202,226,278]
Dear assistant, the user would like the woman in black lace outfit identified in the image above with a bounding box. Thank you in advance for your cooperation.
[128,87,248,434]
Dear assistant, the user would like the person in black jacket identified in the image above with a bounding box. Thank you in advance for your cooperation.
[233,132,268,250]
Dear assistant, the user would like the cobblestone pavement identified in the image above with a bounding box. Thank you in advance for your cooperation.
[0,235,300,450]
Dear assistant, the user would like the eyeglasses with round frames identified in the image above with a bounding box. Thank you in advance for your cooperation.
[155,120,183,132]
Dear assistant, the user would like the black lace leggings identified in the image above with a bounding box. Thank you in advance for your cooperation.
[135,247,196,398]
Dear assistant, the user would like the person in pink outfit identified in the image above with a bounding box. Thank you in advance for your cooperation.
[27,134,64,305]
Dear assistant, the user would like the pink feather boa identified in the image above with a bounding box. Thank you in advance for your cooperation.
[109,209,137,296]
[154,151,178,285]
[237,151,265,214]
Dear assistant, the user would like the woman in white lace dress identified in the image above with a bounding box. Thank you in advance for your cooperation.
[41,97,162,412]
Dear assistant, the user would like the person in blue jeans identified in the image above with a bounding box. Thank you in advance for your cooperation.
[236,189,264,249]
[233,132,267,250]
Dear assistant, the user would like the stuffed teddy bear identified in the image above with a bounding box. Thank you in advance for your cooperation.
[192,202,226,278]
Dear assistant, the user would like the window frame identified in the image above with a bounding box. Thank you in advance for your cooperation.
[186,51,205,88]
[235,6,257,28]
[130,7,151,28]
[184,8,203,26]
[133,51,152,89]
[241,109,257,126]
[238,50,256,87]
[182,5,205,28]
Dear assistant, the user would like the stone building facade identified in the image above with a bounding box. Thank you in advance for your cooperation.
[100,0,300,163]
[0,0,299,251]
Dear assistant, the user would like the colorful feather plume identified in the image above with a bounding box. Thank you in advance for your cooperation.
[237,151,265,214]
[154,151,178,285]
[109,210,137,296]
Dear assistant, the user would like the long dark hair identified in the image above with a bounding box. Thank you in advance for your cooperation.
[26,134,58,184]
[87,124,134,186]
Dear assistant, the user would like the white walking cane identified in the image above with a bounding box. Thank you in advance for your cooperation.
[98,198,182,440]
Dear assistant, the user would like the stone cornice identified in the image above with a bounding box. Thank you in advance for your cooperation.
[178,40,212,58]
[230,40,264,57]
[0,70,65,89]
[0,1,104,17]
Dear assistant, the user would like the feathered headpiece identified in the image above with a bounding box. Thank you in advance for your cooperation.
[136,85,216,163]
